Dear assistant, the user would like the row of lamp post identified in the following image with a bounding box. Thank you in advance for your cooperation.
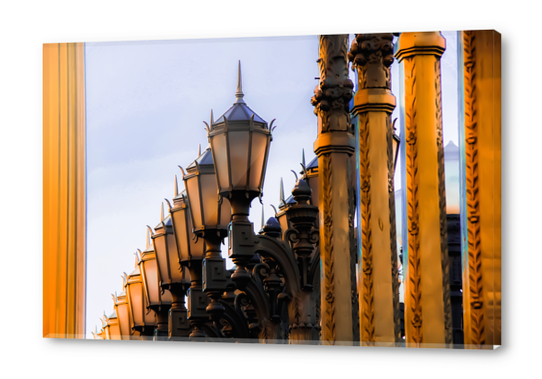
[92,60,401,344]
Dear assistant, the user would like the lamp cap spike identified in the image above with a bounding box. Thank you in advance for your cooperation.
[261,202,265,230]
[234,60,245,104]
[174,175,178,197]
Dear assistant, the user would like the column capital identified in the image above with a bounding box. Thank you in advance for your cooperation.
[348,33,395,90]
[394,32,446,62]
[311,35,353,134]
[314,131,355,157]
[352,88,396,115]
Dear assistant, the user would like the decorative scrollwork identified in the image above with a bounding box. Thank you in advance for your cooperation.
[358,112,375,345]
[284,228,301,245]
[311,35,353,133]
[404,57,423,346]
[463,30,485,347]
[435,59,453,347]
[309,229,319,245]
[253,262,270,282]
[322,153,336,343]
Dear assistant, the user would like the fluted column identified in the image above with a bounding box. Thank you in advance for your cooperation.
[311,34,357,345]
[43,43,86,339]
[349,34,401,346]
[395,32,453,348]
[459,30,501,349]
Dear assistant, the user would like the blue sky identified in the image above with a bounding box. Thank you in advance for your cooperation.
[85,32,459,337]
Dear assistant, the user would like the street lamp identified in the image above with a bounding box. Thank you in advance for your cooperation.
[137,235,172,340]
[275,177,296,242]
[169,185,206,265]
[150,202,191,340]
[181,146,231,338]
[113,290,131,340]
[301,152,320,208]
[124,264,156,338]
[103,311,121,340]
[168,183,207,339]
[206,61,273,287]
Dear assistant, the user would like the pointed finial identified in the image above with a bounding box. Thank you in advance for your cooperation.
[198,143,201,157]
[211,109,214,125]
[174,175,178,197]
[302,148,306,167]
[146,227,150,248]
[261,202,265,231]
[160,202,164,221]
[234,60,245,104]
[279,177,285,208]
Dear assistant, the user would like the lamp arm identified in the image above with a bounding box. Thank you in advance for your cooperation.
[219,299,251,339]
[234,280,273,340]
[254,235,301,300]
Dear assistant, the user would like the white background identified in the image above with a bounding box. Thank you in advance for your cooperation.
[0,1,535,378]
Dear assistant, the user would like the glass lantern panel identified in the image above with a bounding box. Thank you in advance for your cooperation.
[167,233,184,282]
[109,322,121,340]
[200,173,219,226]
[186,175,202,229]
[128,281,144,327]
[219,195,232,227]
[153,234,170,284]
[116,303,131,339]
[142,287,156,325]
[188,212,206,260]
[172,209,190,262]
[103,325,111,340]
[228,131,250,187]
[141,258,159,306]
[211,133,230,192]
[249,132,269,190]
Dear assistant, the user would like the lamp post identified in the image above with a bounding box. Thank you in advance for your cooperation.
[181,146,231,339]
[124,263,156,338]
[150,202,191,340]
[113,290,132,340]
[275,177,296,241]
[301,152,319,208]
[97,62,322,344]
[206,61,272,288]
[103,311,121,340]
[137,234,172,340]
[168,183,209,339]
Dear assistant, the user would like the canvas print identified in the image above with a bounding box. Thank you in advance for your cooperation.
[43,31,501,348]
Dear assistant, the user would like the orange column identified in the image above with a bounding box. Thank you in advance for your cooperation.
[349,34,401,346]
[395,32,453,348]
[43,43,86,338]
[459,30,501,349]
[312,35,358,345]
